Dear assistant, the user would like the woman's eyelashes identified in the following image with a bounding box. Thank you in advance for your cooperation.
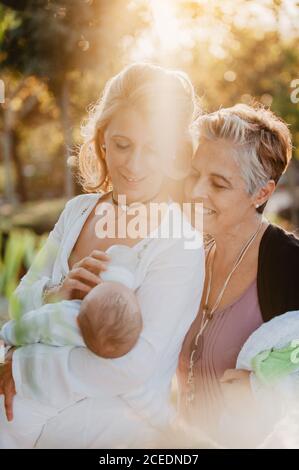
[211,181,228,190]
[189,169,229,190]
[113,140,158,155]
[114,141,131,151]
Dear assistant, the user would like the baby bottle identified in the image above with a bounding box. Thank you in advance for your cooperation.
[100,245,139,289]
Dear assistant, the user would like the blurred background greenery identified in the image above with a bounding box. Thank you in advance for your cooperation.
[0,0,299,324]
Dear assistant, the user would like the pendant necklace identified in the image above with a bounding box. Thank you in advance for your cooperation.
[186,220,264,405]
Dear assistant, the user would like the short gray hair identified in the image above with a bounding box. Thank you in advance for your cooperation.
[196,103,292,212]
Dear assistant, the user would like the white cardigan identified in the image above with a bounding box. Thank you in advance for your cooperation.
[11,193,205,431]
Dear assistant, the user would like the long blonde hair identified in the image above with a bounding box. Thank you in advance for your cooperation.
[78,63,200,193]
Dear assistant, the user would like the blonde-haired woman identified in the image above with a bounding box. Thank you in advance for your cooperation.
[79,62,196,197]
[0,63,204,448]
[177,103,299,446]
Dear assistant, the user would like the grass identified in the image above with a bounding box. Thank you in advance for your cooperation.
[0,229,47,326]
[0,197,65,325]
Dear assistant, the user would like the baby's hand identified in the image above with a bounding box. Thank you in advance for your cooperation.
[220,369,254,414]
[220,368,251,385]
[59,250,111,301]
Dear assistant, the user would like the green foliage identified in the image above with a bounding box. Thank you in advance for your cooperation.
[0,229,42,300]
[0,0,146,93]
[0,0,298,206]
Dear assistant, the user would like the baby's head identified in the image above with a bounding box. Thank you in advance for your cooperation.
[77,282,142,359]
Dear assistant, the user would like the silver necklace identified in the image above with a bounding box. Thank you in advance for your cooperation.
[186,220,264,405]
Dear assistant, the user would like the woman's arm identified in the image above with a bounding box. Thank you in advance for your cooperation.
[0,301,84,347]
[11,200,70,317]
[0,348,16,421]
[11,194,109,316]
[11,239,205,409]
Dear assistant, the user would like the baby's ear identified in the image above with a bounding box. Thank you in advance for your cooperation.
[76,310,85,330]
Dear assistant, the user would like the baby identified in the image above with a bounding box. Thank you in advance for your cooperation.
[237,310,299,391]
[0,244,146,449]
[218,310,299,448]
[1,245,142,359]
[78,281,142,359]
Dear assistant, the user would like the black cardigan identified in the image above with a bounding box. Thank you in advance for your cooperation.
[257,224,299,322]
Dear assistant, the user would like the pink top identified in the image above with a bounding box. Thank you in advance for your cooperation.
[177,277,263,438]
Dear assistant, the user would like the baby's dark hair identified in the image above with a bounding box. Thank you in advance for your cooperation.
[78,284,142,358]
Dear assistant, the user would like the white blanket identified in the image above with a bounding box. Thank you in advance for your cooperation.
[237,310,299,401]
[218,310,299,448]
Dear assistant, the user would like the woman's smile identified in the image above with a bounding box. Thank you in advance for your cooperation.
[120,172,147,186]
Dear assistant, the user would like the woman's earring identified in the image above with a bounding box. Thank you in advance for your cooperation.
[101,144,106,151]
[255,203,260,209]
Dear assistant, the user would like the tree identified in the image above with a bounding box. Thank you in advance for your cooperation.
[0,0,148,199]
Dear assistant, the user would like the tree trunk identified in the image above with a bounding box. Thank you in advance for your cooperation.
[59,81,74,199]
[10,129,27,202]
[287,160,299,228]
[1,109,17,205]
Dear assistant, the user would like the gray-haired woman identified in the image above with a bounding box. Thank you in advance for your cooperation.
[177,103,299,445]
